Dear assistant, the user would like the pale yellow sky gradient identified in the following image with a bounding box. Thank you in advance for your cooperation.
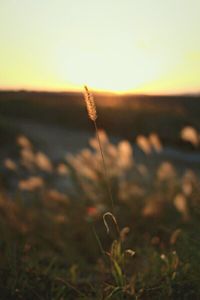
[0,0,200,94]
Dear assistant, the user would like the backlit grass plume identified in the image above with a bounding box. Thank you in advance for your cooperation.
[84,85,97,121]
[83,85,114,211]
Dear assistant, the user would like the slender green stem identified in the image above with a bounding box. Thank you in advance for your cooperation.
[92,225,105,255]
[94,120,114,212]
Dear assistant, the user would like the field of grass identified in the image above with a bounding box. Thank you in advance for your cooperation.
[0,91,200,299]
[0,91,200,145]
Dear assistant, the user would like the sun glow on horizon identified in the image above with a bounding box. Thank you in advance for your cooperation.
[0,0,200,95]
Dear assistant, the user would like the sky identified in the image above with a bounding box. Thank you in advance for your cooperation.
[0,0,200,94]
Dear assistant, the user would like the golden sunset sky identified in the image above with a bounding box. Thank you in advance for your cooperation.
[0,0,200,94]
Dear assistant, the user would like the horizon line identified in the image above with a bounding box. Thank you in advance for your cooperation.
[0,86,200,98]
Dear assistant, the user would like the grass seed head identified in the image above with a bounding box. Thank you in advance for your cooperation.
[83,85,97,121]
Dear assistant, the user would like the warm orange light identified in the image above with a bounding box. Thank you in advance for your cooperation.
[0,0,199,94]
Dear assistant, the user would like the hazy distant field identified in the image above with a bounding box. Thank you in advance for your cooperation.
[0,91,200,145]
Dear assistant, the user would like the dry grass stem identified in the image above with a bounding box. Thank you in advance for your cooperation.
[103,212,120,235]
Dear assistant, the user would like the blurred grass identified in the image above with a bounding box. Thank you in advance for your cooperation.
[0,185,200,299]
[0,131,200,299]
[0,91,200,299]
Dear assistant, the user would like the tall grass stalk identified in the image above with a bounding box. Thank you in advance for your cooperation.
[84,85,114,212]
[83,86,135,298]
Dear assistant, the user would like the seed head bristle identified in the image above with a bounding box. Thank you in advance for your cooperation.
[83,85,97,121]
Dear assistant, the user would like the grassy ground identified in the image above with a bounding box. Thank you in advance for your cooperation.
[0,91,200,299]
[0,128,200,299]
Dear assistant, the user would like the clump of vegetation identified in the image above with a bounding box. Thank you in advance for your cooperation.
[0,88,200,299]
